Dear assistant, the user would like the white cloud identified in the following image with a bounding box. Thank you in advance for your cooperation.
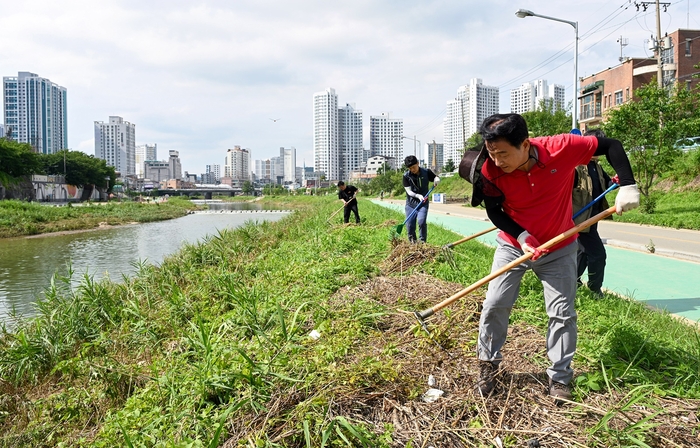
[2,0,698,174]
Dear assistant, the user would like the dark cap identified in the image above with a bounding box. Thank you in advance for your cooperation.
[404,155,419,167]
[458,143,489,207]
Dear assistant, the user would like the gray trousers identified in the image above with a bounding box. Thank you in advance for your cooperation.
[477,237,578,385]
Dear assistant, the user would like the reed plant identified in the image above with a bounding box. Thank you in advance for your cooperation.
[0,197,698,447]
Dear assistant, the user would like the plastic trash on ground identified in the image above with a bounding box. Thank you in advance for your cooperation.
[422,388,444,403]
[308,329,321,340]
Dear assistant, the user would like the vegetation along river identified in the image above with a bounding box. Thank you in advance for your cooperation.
[0,201,289,324]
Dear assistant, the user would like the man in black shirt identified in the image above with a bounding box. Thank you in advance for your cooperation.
[337,181,360,224]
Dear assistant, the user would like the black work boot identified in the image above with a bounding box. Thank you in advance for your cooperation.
[549,380,573,405]
[477,361,498,396]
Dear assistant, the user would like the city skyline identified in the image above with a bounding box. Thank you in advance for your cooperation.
[1,1,699,174]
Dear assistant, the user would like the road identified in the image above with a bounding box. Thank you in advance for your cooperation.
[373,199,700,324]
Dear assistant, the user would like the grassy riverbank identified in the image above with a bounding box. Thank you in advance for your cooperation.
[0,198,200,239]
[1,197,698,447]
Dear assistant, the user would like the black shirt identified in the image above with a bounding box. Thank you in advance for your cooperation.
[338,185,358,201]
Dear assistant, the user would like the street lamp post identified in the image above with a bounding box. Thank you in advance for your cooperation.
[516,9,578,131]
[393,134,421,159]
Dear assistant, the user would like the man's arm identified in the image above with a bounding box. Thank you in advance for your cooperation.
[484,200,525,240]
[593,137,639,213]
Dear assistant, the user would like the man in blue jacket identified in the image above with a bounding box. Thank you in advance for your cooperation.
[402,155,440,243]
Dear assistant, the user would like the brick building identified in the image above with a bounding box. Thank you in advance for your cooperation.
[578,29,700,132]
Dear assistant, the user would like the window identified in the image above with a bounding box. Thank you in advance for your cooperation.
[686,39,692,57]
[626,88,630,100]
[614,91,623,105]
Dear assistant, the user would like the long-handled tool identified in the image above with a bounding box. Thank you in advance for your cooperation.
[414,205,617,333]
[327,195,356,224]
[440,182,619,263]
[390,185,436,238]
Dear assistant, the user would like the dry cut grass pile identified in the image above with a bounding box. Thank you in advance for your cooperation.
[320,274,700,447]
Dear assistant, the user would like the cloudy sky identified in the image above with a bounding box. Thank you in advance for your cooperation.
[2,0,699,175]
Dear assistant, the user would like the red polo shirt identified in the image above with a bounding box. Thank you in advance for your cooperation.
[482,134,598,252]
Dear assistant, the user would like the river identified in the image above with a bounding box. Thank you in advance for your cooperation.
[0,201,289,323]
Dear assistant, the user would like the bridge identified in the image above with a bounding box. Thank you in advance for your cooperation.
[153,187,264,199]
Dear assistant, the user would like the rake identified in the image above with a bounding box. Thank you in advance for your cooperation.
[414,205,617,335]
[440,182,619,265]
[390,185,436,239]
[326,195,356,224]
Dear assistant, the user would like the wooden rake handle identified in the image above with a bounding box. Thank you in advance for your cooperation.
[443,226,498,249]
[416,205,616,320]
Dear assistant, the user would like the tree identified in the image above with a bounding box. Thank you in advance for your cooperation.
[603,83,700,202]
[0,139,43,181]
[521,100,571,137]
[241,180,254,195]
[43,150,116,191]
[443,159,455,173]
[465,132,483,150]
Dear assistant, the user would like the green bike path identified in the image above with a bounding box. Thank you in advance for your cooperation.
[373,200,700,324]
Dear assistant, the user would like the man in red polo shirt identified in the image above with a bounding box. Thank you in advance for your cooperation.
[459,114,639,403]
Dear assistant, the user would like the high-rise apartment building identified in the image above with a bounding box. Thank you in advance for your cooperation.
[135,144,157,178]
[426,142,444,173]
[224,146,250,182]
[510,79,565,114]
[94,116,136,176]
[443,79,499,166]
[205,164,220,182]
[313,88,339,180]
[338,103,363,180]
[370,112,403,163]
[280,147,297,183]
[168,150,182,180]
[2,71,67,154]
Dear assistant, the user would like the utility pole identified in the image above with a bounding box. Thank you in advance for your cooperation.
[617,35,629,62]
[655,0,663,88]
[635,1,670,88]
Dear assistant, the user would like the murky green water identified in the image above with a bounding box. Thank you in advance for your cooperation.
[0,203,288,322]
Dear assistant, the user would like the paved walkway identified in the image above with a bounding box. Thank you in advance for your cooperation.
[373,199,700,324]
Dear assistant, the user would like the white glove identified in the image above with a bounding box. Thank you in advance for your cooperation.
[433,177,441,187]
[416,194,425,202]
[615,184,640,214]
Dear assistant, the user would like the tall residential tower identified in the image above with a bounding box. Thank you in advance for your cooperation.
[2,71,67,154]
[370,112,403,163]
[510,80,565,114]
[94,116,136,176]
[443,79,499,167]
[312,88,339,181]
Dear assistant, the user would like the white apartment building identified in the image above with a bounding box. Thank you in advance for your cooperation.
[2,72,67,154]
[206,164,220,181]
[168,150,182,180]
[280,147,296,183]
[443,79,499,166]
[0,124,4,138]
[370,112,403,163]
[365,155,398,174]
[135,144,157,178]
[94,116,136,176]
[510,80,566,114]
[338,103,363,181]
[313,88,339,180]
[224,146,250,182]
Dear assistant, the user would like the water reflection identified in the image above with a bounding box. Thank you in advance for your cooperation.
[0,211,288,322]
